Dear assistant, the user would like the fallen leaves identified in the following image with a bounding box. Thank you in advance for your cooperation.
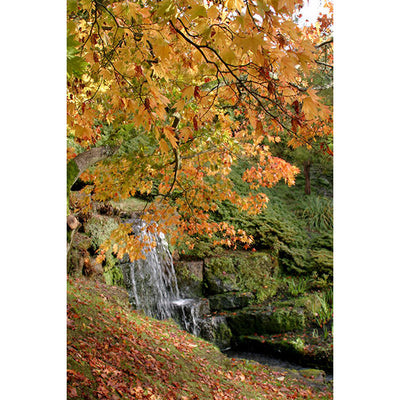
[67,277,333,399]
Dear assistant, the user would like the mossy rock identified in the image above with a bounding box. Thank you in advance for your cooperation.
[174,260,204,298]
[203,252,279,296]
[208,292,254,311]
[298,368,326,381]
[199,316,233,349]
[204,257,239,295]
[67,232,92,276]
[71,232,92,251]
[233,335,333,373]
[226,307,305,336]
[103,252,124,287]
[84,215,119,249]
[214,320,233,349]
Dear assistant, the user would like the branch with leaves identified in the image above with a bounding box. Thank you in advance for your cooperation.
[67,0,333,261]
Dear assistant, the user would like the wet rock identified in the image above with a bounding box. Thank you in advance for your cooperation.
[208,292,254,311]
[226,307,305,336]
[174,261,204,298]
[199,316,233,349]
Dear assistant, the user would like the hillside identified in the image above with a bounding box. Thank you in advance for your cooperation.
[67,277,333,399]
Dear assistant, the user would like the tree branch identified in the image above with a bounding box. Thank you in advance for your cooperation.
[315,37,333,48]
[68,145,120,191]
[316,60,333,69]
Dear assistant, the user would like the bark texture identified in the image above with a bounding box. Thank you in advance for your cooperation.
[67,146,119,192]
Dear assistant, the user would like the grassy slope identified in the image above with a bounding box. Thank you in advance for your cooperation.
[67,277,332,400]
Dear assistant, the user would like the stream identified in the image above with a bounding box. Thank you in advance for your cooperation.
[223,349,333,381]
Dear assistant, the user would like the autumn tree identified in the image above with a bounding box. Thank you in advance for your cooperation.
[295,2,333,195]
[67,0,333,262]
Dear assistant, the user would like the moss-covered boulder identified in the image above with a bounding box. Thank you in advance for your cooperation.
[203,252,279,296]
[198,316,233,349]
[174,260,204,298]
[226,307,305,336]
[208,292,254,311]
[204,257,239,295]
[298,369,326,381]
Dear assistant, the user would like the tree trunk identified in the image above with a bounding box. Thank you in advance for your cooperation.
[67,145,119,194]
[303,160,311,195]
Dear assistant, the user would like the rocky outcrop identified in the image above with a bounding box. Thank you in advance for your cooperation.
[174,260,204,298]
[208,292,254,311]
[226,307,306,336]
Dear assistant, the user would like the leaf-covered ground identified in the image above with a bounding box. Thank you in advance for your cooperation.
[67,277,333,399]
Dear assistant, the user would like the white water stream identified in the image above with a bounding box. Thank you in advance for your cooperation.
[124,220,204,334]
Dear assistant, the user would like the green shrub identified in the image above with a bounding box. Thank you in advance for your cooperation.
[103,251,125,287]
[314,292,333,328]
[310,232,333,251]
[284,276,310,297]
[299,196,333,232]
[310,249,333,277]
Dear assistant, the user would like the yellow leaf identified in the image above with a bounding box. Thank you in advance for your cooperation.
[207,5,219,19]
[180,126,193,141]
[159,138,170,154]
[188,4,207,19]
[163,127,178,149]
[222,47,236,64]
[153,43,171,60]
[137,7,151,18]
[181,86,194,98]
[302,96,319,119]
[225,0,244,10]
[175,98,187,112]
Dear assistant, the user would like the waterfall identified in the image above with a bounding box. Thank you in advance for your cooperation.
[121,219,204,335]
[126,220,180,320]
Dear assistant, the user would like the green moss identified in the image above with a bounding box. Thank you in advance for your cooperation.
[299,369,325,379]
[204,257,239,294]
[208,292,254,311]
[227,307,305,336]
[67,159,80,195]
[203,252,280,299]
[214,321,233,348]
[310,249,333,277]
[174,261,204,297]
[103,251,124,286]
[85,215,119,249]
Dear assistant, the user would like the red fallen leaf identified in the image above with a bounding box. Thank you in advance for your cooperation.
[68,387,78,397]
[67,318,75,329]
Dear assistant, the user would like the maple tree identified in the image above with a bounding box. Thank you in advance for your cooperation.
[67,0,333,261]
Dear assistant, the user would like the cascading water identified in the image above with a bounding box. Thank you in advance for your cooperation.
[126,220,180,320]
[121,219,204,335]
